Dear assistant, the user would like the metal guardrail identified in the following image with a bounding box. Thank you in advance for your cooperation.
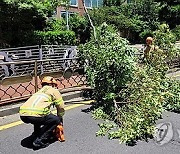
[0,58,86,105]
[0,45,86,105]
[0,45,78,78]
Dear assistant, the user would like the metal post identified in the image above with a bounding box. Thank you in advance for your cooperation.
[34,60,38,92]
[66,11,69,30]
[39,46,44,74]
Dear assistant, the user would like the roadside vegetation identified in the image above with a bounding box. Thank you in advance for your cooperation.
[79,23,180,144]
[0,0,89,47]
[0,0,179,48]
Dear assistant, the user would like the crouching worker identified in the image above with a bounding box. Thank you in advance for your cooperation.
[19,76,65,148]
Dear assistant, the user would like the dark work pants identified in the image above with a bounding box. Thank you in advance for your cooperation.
[20,114,61,141]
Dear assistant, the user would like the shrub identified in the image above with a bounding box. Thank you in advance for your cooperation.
[153,24,180,62]
[34,30,76,45]
[44,15,90,44]
[162,78,180,112]
[139,30,154,43]
[45,18,66,31]
[172,25,180,41]
[69,14,91,44]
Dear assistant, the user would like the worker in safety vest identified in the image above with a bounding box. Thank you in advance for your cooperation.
[19,76,65,148]
[143,37,159,60]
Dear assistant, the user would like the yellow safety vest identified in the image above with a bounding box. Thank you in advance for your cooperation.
[144,45,158,59]
[19,86,64,117]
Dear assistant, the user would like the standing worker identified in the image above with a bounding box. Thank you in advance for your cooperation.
[143,36,159,60]
[19,76,65,148]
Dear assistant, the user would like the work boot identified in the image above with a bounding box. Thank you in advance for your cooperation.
[49,135,58,143]
[33,138,49,148]
[31,132,39,139]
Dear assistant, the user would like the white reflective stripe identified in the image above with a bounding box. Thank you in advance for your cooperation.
[31,93,51,107]
[33,93,51,99]
[32,97,43,107]
[31,97,41,108]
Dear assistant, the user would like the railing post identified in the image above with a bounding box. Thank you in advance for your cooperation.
[34,60,38,92]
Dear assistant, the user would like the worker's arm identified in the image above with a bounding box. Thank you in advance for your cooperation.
[53,89,65,119]
[56,105,65,124]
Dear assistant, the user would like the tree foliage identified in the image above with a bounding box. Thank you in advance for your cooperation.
[155,0,180,29]
[0,0,47,47]
[69,14,91,44]
[80,23,180,143]
[103,0,126,6]
[0,0,77,47]
[90,0,180,43]
[79,23,136,107]
[89,0,161,43]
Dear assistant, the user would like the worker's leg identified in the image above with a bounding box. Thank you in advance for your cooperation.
[39,114,61,142]
[33,124,41,137]
[20,116,45,137]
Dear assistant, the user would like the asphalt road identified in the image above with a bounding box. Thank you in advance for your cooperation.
[1,103,180,154]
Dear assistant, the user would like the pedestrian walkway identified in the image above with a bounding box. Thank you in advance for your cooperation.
[167,68,180,79]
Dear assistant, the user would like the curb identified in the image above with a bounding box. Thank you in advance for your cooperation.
[167,68,180,74]
[0,86,93,117]
[166,69,180,78]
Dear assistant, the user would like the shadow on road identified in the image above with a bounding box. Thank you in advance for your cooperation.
[21,135,34,149]
[21,134,57,150]
[81,105,95,114]
[81,101,98,114]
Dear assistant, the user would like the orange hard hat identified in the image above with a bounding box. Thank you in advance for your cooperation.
[41,76,57,86]
[146,37,153,42]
